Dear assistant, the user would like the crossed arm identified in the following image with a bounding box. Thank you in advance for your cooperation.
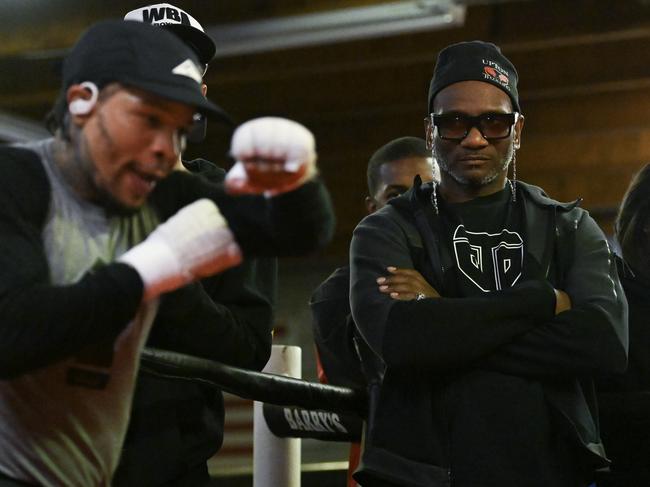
[150,257,276,371]
[350,209,627,377]
[376,266,571,316]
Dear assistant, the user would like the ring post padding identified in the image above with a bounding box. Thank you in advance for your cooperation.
[262,403,363,442]
[254,345,301,487]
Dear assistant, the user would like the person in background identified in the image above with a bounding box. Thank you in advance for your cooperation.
[310,136,437,487]
[114,5,277,485]
[596,164,650,486]
[311,136,436,388]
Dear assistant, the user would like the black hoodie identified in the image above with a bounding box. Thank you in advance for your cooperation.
[350,177,628,487]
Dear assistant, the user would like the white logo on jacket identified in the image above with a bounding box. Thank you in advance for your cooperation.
[453,225,523,292]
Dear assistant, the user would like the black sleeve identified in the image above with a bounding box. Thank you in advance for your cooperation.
[478,211,628,377]
[349,209,556,372]
[150,256,277,371]
[149,161,277,371]
[309,267,366,388]
[0,148,144,378]
[152,171,335,257]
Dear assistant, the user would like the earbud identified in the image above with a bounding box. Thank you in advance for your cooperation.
[69,81,99,115]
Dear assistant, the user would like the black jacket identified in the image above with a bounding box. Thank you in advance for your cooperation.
[350,178,628,487]
[596,261,650,486]
[310,266,366,389]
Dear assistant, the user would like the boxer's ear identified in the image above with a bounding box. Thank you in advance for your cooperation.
[67,82,99,123]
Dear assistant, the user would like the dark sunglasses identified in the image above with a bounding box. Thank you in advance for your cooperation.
[426,112,519,141]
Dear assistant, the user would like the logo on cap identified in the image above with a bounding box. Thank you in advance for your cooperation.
[143,6,190,25]
[124,3,206,32]
[172,59,203,84]
[484,67,497,77]
[482,60,510,89]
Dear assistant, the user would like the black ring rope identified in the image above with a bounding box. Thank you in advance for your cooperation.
[140,347,367,418]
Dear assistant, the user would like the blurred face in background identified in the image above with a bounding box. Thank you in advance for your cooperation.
[366,156,435,214]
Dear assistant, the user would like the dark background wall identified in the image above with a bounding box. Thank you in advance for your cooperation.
[2,0,650,251]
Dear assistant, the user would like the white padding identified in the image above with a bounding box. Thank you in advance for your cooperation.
[119,199,242,300]
[230,117,316,172]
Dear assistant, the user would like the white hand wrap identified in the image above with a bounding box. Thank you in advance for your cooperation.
[119,199,242,301]
[226,117,317,195]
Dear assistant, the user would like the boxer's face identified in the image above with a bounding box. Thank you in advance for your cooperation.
[73,85,195,210]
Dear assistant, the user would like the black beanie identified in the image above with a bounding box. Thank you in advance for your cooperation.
[427,40,520,113]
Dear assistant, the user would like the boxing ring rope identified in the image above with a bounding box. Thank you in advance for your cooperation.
[140,346,366,487]
[140,347,367,417]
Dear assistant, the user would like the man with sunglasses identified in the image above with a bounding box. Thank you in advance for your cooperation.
[349,41,627,487]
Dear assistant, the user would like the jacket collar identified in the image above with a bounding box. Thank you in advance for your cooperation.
[387,176,582,280]
[388,176,582,213]
[515,181,582,212]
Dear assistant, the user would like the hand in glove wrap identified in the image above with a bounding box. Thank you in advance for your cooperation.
[226,117,317,196]
[119,199,242,301]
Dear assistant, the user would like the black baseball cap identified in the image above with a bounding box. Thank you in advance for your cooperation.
[428,41,520,113]
[60,20,228,121]
[124,3,216,65]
